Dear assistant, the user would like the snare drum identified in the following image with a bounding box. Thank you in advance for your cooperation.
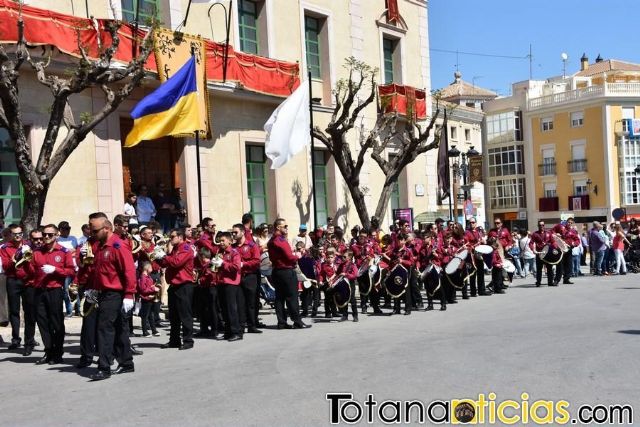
[540,245,563,265]
[503,260,516,274]
[332,276,352,308]
[444,257,465,289]
[474,244,493,255]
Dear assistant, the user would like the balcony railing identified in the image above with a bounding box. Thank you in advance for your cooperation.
[538,162,556,176]
[539,197,559,212]
[528,83,640,111]
[567,159,588,173]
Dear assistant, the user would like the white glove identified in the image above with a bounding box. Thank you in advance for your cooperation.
[21,245,32,254]
[122,298,134,313]
[41,264,56,274]
[211,257,224,268]
[79,245,88,256]
[154,249,167,260]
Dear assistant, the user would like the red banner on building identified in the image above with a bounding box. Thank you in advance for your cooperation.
[386,0,400,22]
[0,0,299,97]
[378,84,427,120]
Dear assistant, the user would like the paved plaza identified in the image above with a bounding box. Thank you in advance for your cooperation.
[1,273,639,426]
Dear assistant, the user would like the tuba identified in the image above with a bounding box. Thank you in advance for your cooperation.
[13,245,33,268]
[553,234,570,253]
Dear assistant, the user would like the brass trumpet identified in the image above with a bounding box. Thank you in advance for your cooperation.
[13,245,33,268]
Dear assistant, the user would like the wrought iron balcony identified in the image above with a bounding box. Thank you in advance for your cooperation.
[567,159,587,173]
[538,162,556,176]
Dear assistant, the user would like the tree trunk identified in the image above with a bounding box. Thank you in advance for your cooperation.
[374,179,397,223]
[345,182,371,229]
[21,185,49,232]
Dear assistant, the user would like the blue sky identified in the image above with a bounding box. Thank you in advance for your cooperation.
[428,0,640,96]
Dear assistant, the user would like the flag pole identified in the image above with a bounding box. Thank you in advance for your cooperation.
[308,69,318,231]
[191,46,204,222]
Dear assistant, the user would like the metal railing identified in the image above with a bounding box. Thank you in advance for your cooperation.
[567,159,587,173]
[538,162,556,176]
[528,83,640,110]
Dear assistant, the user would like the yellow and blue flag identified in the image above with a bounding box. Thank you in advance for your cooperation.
[125,56,201,147]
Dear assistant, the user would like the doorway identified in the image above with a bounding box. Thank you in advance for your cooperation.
[120,118,182,196]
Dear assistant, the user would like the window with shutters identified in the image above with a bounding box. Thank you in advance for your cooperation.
[0,127,24,225]
[570,111,584,128]
[245,145,268,225]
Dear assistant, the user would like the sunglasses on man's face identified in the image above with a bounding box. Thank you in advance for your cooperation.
[43,233,56,238]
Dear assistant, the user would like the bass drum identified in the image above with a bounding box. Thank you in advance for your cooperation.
[540,245,563,265]
[421,264,442,297]
[384,264,408,299]
[332,277,352,309]
[474,244,493,255]
[503,259,516,274]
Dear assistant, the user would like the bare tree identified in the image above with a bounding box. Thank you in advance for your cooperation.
[0,13,154,230]
[312,57,441,229]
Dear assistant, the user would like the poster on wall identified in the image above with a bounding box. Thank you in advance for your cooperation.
[393,208,414,227]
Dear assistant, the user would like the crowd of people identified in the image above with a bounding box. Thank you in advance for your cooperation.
[1,208,639,381]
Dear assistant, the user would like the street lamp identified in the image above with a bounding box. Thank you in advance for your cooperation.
[448,145,479,226]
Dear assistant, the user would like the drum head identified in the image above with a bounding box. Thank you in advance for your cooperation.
[358,263,369,277]
[385,264,408,298]
[474,244,493,255]
[298,256,316,280]
[455,248,469,259]
[357,273,372,296]
[503,260,516,273]
[332,277,352,308]
[540,245,550,257]
[445,257,462,275]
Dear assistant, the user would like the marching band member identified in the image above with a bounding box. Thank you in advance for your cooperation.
[21,229,43,356]
[488,238,505,294]
[267,218,311,329]
[419,232,446,311]
[232,224,262,334]
[194,247,222,339]
[137,261,160,337]
[86,214,137,380]
[405,229,424,309]
[196,217,219,253]
[336,249,359,322]
[464,218,491,296]
[320,247,340,318]
[552,218,581,285]
[530,221,555,287]
[215,232,243,341]
[74,225,100,369]
[388,233,414,315]
[0,224,29,350]
[488,218,513,283]
[450,223,469,300]
[30,224,75,365]
[439,232,460,305]
[157,228,196,350]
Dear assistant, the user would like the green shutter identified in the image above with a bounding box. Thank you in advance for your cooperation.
[305,16,321,79]
[239,0,259,55]
[246,145,268,224]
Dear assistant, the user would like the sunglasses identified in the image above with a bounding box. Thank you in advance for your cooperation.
[12,232,24,237]
[31,237,43,242]
[43,232,56,238]
[90,226,105,234]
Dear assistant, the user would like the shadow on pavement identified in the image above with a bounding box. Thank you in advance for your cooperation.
[618,330,640,335]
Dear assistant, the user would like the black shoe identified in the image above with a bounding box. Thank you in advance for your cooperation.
[425,304,434,311]
[130,346,143,356]
[549,282,558,286]
[90,370,111,381]
[179,343,194,350]
[8,342,20,350]
[339,316,348,322]
[293,322,311,329]
[535,282,541,287]
[404,311,411,315]
[462,295,470,300]
[353,317,359,322]
[563,280,574,284]
[479,291,492,296]
[48,356,62,365]
[361,307,368,314]
[22,346,33,357]
[257,322,268,328]
[227,335,242,342]
[35,355,50,365]
[440,305,447,311]
[448,300,458,304]
[76,358,93,369]
[494,289,505,294]
[247,327,263,334]
[277,324,293,330]
[160,342,181,349]
[373,308,384,314]
[112,365,135,374]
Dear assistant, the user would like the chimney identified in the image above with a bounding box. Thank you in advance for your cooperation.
[595,54,603,63]
[580,53,589,71]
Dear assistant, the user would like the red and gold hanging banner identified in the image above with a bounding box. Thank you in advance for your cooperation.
[0,0,299,97]
[378,84,427,121]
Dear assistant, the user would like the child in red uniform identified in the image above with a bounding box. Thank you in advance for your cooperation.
[336,250,359,322]
[137,261,160,337]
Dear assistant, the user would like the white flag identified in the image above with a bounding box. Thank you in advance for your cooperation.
[264,82,310,169]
